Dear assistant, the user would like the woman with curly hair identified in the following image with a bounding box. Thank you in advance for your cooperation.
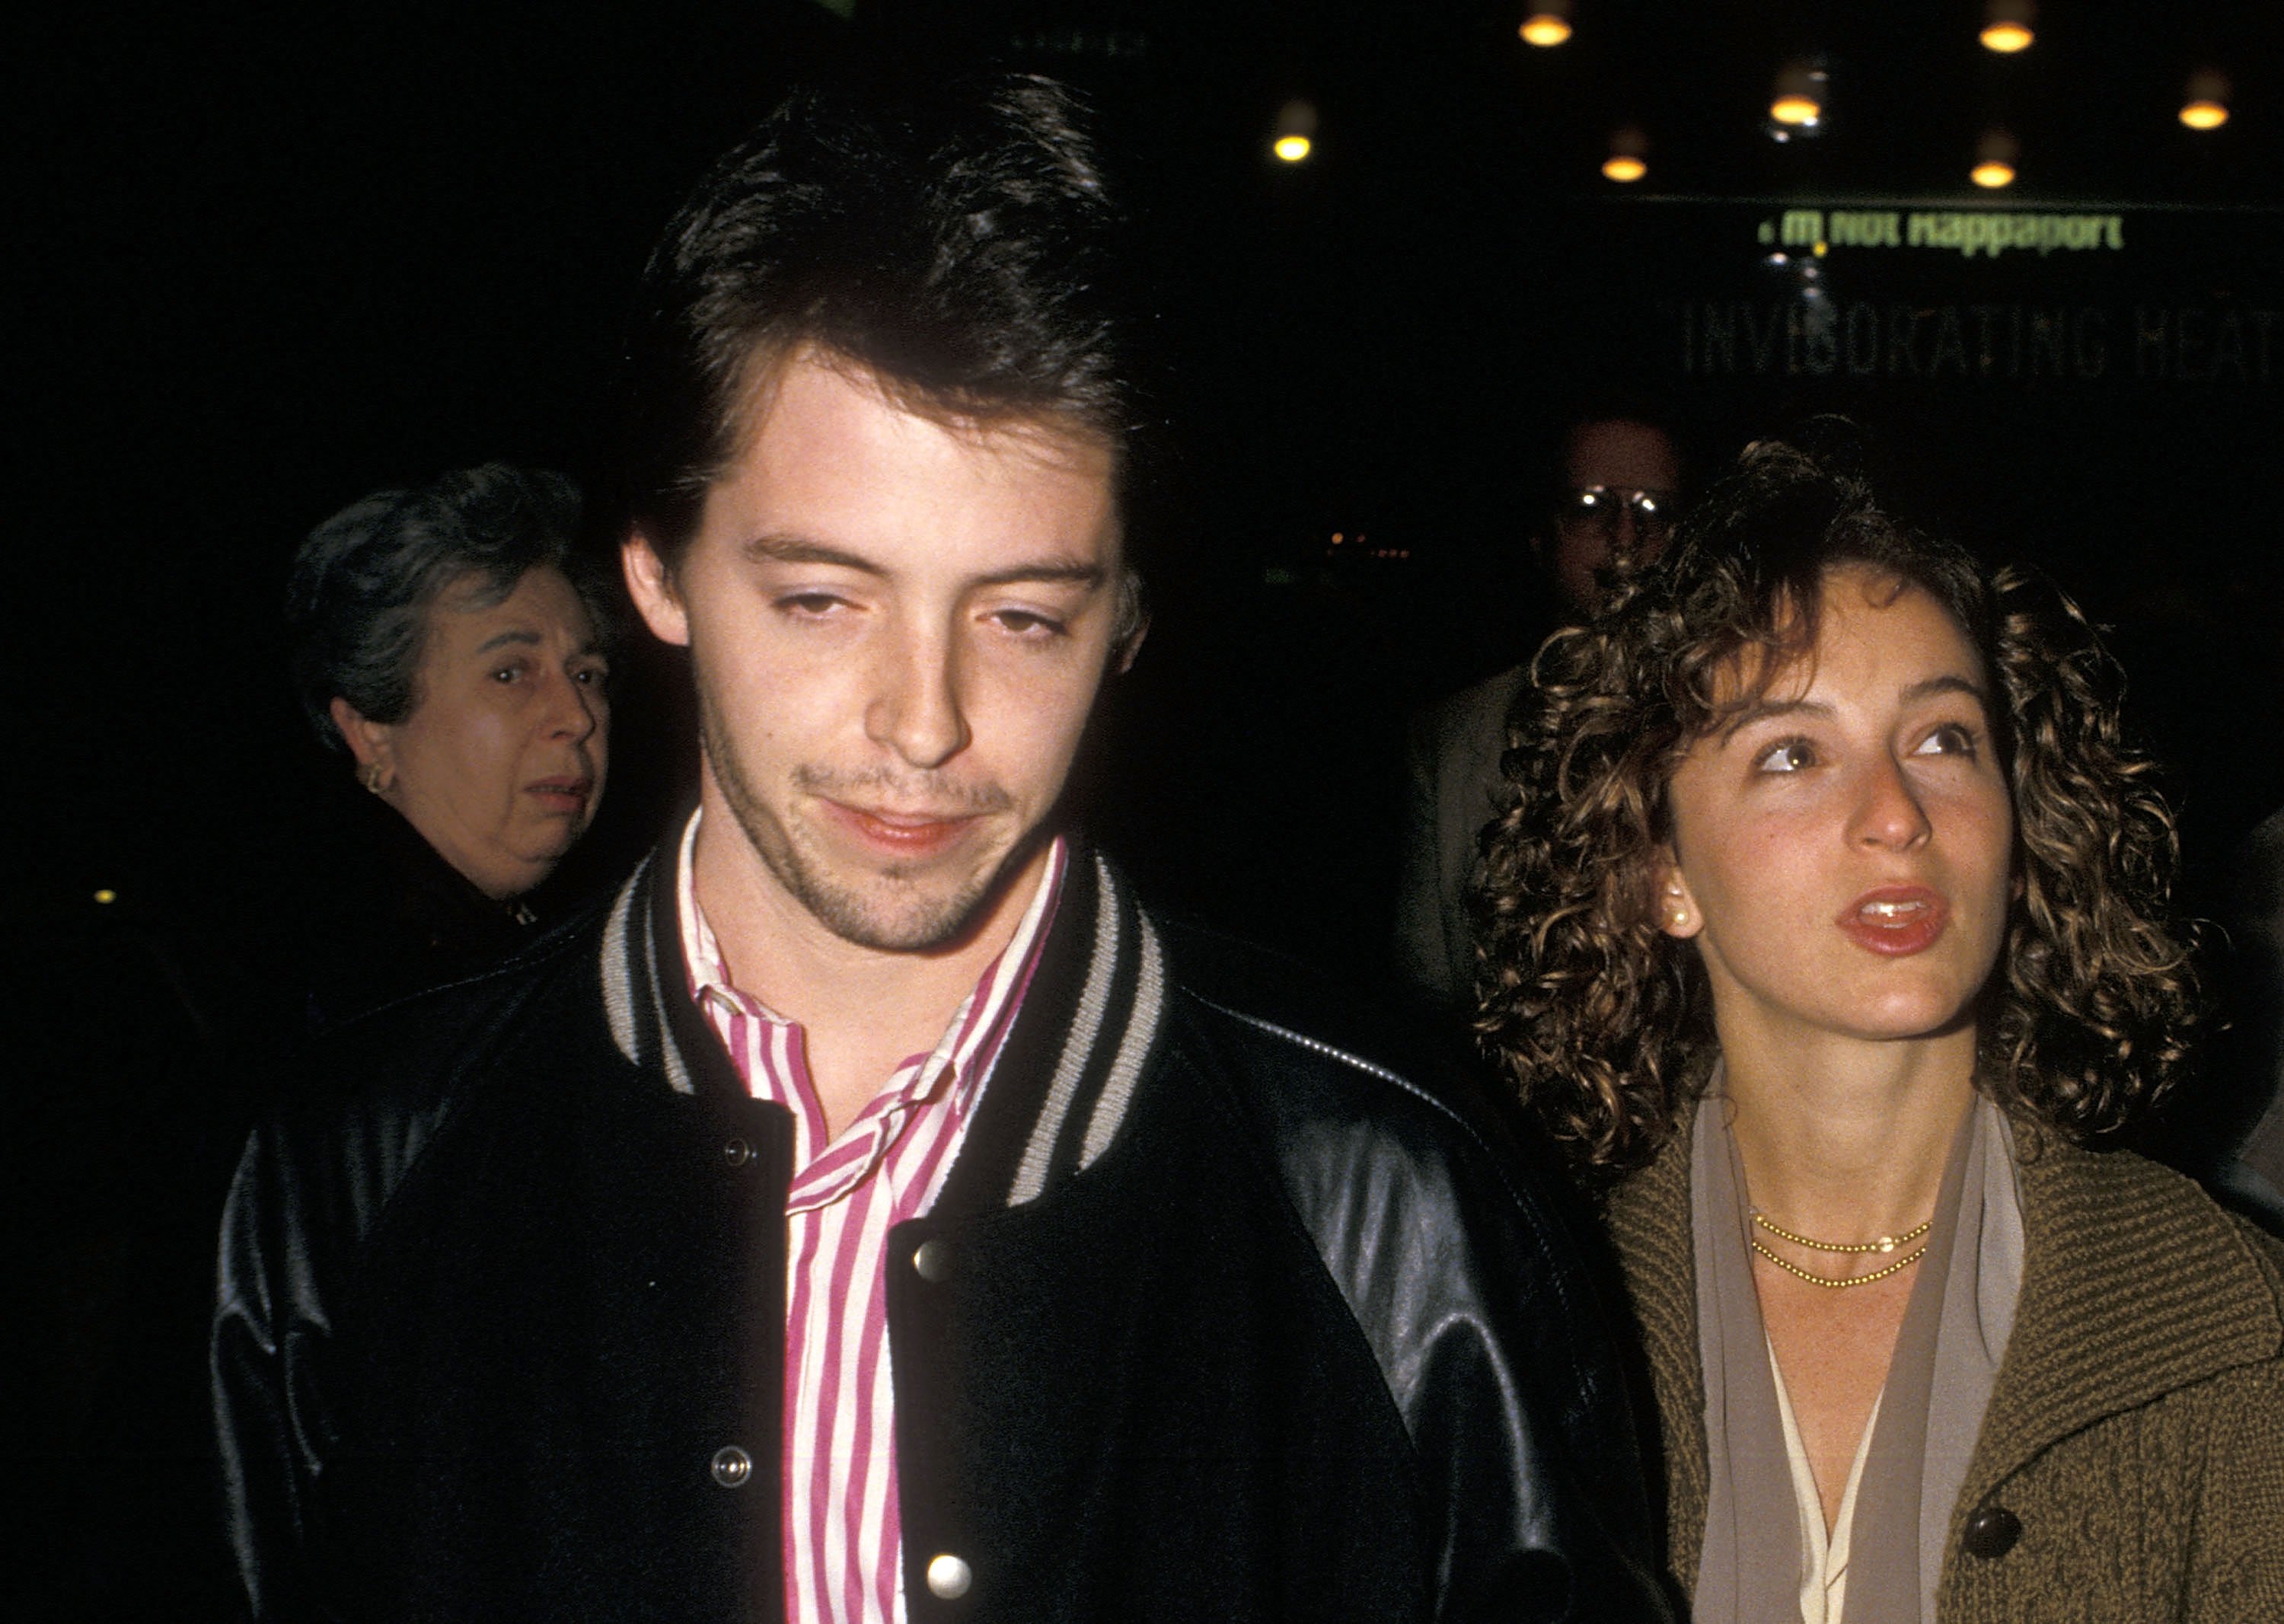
[1475,438,2283,1623]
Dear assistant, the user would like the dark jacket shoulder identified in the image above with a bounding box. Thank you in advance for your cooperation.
[1156,918,1658,1533]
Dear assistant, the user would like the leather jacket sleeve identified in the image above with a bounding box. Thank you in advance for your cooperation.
[213,1124,328,1621]
[212,1073,446,1619]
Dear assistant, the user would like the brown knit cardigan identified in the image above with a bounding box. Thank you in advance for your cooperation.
[1606,1115,2284,1622]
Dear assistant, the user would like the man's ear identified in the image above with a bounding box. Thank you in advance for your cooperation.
[1105,567,1148,675]
[1112,612,1150,676]
[622,531,691,647]
[1655,847,1703,940]
[330,697,397,788]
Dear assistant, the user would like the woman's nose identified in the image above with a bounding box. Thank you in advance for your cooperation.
[1851,755,1932,849]
[542,672,603,742]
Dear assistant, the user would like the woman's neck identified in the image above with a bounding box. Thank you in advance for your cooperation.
[1719,1020,1978,1245]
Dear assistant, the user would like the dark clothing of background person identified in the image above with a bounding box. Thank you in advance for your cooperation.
[213,841,1680,1624]
[1395,664,1531,1010]
[291,782,550,1028]
[2190,802,2284,1233]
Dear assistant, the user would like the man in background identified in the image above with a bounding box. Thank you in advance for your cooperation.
[1395,408,1683,1011]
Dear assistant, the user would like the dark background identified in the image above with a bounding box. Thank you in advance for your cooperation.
[11,2,2284,1615]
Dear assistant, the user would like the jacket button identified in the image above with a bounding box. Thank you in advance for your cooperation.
[912,1240,952,1283]
[1962,1504,2021,1559]
[710,1445,753,1488]
[723,1137,753,1167]
[925,1553,972,1599]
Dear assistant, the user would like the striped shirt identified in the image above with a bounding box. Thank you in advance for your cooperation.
[675,813,1067,1624]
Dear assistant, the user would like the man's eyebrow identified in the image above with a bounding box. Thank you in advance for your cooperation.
[475,629,542,654]
[970,560,1106,590]
[742,535,885,573]
[742,534,1107,591]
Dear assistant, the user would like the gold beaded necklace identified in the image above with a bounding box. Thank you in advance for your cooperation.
[1748,1208,1933,1290]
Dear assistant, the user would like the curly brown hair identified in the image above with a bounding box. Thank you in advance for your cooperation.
[1472,438,2202,1182]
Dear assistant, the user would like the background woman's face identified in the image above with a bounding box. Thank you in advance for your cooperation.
[1657,566,2015,1053]
[364,566,609,899]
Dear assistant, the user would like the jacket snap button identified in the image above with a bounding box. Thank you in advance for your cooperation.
[723,1138,753,1167]
[925,1552,972,1598]
[1962,1504,2021,1559]
[710,1445,753,1488]
[912,1240,952,1283]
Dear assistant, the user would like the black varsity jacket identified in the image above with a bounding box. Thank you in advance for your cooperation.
[212,841,1676,1622]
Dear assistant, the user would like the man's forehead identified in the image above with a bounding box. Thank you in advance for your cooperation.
[732,345,1119,483]
[1563,419,1680,489]
[703,347,1126,577]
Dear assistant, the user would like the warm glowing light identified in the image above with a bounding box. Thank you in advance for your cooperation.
[2180,71,2231,131]
[1982,2,2035,53]
[1271,99,1318,164]
[1971,160,2015,188]
[1601,155,1646,183]
[94,889,117,905]
[1769,94,1821,127]
[1520,2,1572,46]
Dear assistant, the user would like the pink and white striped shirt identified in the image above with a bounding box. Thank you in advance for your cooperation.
[675,814,1067,1624]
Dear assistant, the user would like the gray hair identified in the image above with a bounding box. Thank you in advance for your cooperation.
[285,463,604,752]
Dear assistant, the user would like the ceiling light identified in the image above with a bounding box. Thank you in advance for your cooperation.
[1602,125,1648,183]
[1272,100,1317,164]
[1980,0,2034,53]
[1769,61,1826,129]
[1972,128,2018,188]
[2180,69,2230,130]
[1519,2,1572,47]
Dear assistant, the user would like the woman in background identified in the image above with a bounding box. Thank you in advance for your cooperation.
[284,463,612,1024]
[1475,438,2284,1622]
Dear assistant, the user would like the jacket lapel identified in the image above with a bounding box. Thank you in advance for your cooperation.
[930,843,1169,1220]
[1955,1133,2284,1511]
[601,829,1172,1219]
[1606,1118,1711,1590]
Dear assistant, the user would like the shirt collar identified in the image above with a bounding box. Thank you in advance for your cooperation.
[672,806,1068,1113]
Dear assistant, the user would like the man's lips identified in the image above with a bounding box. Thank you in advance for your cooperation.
[819,799,984,856]
[1835,885,1949,956]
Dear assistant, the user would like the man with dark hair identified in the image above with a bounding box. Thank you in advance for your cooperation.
[1396,408,1684,1011]
[214,78,1672,1622]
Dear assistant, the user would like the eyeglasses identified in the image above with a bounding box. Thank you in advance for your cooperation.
[1556,485,1676,538]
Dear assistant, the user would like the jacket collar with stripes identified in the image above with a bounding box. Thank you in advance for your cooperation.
[596,834,1170,1217]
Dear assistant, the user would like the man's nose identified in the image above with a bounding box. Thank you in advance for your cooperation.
[866,633,971,770]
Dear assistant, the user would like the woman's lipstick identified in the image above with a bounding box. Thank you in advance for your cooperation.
[1835,885,1949,956]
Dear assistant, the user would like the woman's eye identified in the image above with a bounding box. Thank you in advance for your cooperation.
[1753,739,1815,774]
[1913,723,1978,758]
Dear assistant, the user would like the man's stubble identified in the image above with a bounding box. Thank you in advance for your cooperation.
[693,667,1028,955]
